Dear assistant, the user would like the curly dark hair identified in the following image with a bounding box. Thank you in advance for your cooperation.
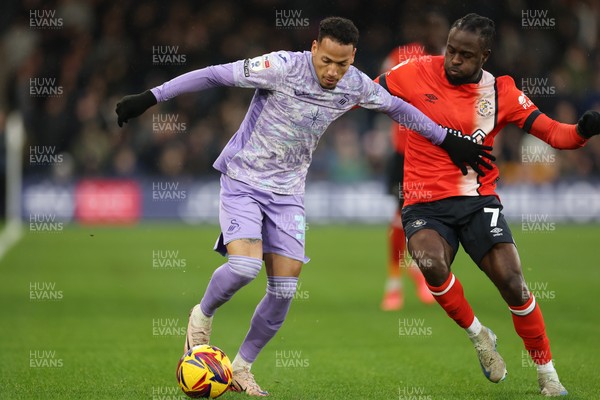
[318,17,359,47]
[451,13,495,51]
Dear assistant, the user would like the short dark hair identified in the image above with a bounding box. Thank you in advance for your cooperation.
[450,13,495,50]
[318,17,359,47]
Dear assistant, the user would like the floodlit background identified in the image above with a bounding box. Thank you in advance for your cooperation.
[0,1,599,399]
[0,0,599,223]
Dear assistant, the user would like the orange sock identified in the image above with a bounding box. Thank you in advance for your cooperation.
[510,295,552,364]
[427,273,475,328]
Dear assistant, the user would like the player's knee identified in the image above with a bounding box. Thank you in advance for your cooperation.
[408,239,449,286]
[500,274,527,305]
[227,255,262,281]
[409,235,447,268]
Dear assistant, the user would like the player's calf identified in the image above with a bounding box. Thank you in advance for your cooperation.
[185,256,263,352]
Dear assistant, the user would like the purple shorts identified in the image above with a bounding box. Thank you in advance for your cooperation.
[213,174,309,263]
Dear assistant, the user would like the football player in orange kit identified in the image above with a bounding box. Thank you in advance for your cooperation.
[376,13,600,397]
[380,11,448,311]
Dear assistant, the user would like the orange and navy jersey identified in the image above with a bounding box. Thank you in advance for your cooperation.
[381,43,442,154]
[378,56,586,206]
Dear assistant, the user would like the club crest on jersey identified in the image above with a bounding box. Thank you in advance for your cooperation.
[476,98,494,117]
[227,219,240,234]
[248,55,271,73]
[518,92,534,109]
[411,219,427,228]
[338,94,350,106]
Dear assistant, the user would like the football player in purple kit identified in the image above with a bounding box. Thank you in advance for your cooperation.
[116,17,493,396]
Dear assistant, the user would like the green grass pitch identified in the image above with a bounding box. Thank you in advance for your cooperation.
[0,223,598,399]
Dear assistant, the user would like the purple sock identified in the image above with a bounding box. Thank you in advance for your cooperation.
[199,255,262,317]
[238,276,298,363]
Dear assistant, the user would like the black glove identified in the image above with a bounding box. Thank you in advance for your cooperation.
[576,110,600,139]
[115,90,157,127]
[440,133,495,176]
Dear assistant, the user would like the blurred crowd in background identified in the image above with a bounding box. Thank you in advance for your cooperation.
[1,0,600,186]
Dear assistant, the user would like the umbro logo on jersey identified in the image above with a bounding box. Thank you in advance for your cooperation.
[490,227,504,236]
[424,93,438,103]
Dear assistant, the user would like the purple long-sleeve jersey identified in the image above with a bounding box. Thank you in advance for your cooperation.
[152,50,446,194]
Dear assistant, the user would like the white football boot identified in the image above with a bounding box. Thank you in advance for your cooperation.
[183,304,212,353]
[231,366,269,397]
[470,326,508,383]
[538,369,568,396]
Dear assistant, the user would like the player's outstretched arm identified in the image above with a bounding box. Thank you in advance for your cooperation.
[525,110,599,149]
[115,63,237,127]
[385,95,495,176]
[115,52,286,127]
[365,75,495,176]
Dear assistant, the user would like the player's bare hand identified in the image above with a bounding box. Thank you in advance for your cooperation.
[115,90,157,127]
[440,133,495,176]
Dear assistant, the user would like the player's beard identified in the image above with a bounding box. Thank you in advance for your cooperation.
[445,68,483,86]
